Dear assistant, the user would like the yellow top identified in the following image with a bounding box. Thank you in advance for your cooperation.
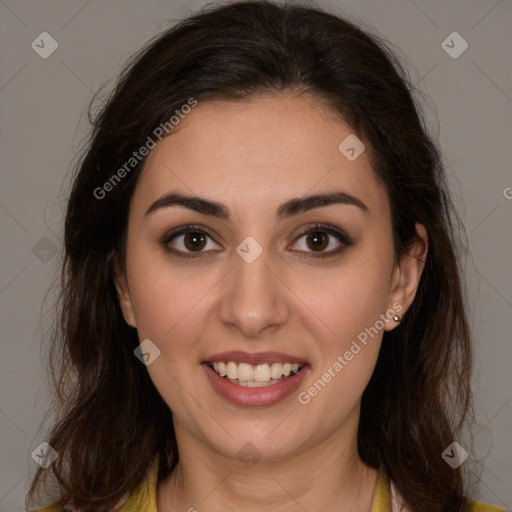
[31,461,506,512]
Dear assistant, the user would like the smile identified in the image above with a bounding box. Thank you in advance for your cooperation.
[207,361,303,387]
[202,351,309,406]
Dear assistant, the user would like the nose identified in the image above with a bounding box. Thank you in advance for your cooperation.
[218,243,290,339]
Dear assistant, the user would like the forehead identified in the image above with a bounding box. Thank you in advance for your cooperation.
[132,94,388,219]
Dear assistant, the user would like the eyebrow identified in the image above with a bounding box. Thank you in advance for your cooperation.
[145,190,368,221]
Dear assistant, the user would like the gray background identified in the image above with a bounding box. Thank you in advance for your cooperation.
[0,0,511,510]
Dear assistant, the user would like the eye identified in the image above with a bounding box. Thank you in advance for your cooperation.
[289,223,352,259]
[162,224,222,259]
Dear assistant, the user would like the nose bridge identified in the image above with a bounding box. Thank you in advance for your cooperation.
[219,235,289,336]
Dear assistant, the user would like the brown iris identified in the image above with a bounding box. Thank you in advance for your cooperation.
[306,232,328,252]
[184,232,207,251]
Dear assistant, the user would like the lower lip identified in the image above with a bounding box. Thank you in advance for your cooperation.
[202,363,309,407]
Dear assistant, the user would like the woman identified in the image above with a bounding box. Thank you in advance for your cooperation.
[27,1,506,511]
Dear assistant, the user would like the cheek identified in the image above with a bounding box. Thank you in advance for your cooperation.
[124,219,205,328]
[294,266,391,429]
[125,254,215,415]
[296,241,393,404]
[126,257,210,347]
[295,245,393,350]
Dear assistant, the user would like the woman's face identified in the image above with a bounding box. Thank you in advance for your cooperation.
[115,93,425,463]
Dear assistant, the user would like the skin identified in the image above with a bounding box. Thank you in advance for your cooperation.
[114,93,428,512]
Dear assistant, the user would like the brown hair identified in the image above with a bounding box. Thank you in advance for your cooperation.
[28,1,474,510]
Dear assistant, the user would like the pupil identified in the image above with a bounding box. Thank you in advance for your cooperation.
[308,232,327,251]
[185,233,205,251]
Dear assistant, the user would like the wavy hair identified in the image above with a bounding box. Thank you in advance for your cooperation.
[28,1,473,510]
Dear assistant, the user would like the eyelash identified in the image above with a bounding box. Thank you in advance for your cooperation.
[161,223,353,260]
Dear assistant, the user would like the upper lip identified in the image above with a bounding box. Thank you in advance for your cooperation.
[203,351,308,366]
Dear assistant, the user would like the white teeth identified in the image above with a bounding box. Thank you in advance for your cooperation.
[238,363,253,381]
[218,361,227,377]
[226,361,237,380]
[253,364,271,382]
[209,361,303,383]
[270,363,283,379]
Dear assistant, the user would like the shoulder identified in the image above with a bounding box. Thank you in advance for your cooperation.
[465,499,508,512]
[384,471,506,512]
[28,495,129,512]
[29,459,159,512]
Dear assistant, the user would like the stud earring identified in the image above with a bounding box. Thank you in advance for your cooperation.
[392,314,401,322]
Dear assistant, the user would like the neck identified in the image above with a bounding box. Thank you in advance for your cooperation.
[157,423,379,512]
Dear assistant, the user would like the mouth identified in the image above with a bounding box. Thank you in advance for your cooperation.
[202,351,310,407]
[205,361,305,387]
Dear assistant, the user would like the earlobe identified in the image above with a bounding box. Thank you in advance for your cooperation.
[112,254,137,328]
[385,223,428,331]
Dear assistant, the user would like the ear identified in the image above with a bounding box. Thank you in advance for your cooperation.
[112,252,137,328]
[384,223,428,331]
